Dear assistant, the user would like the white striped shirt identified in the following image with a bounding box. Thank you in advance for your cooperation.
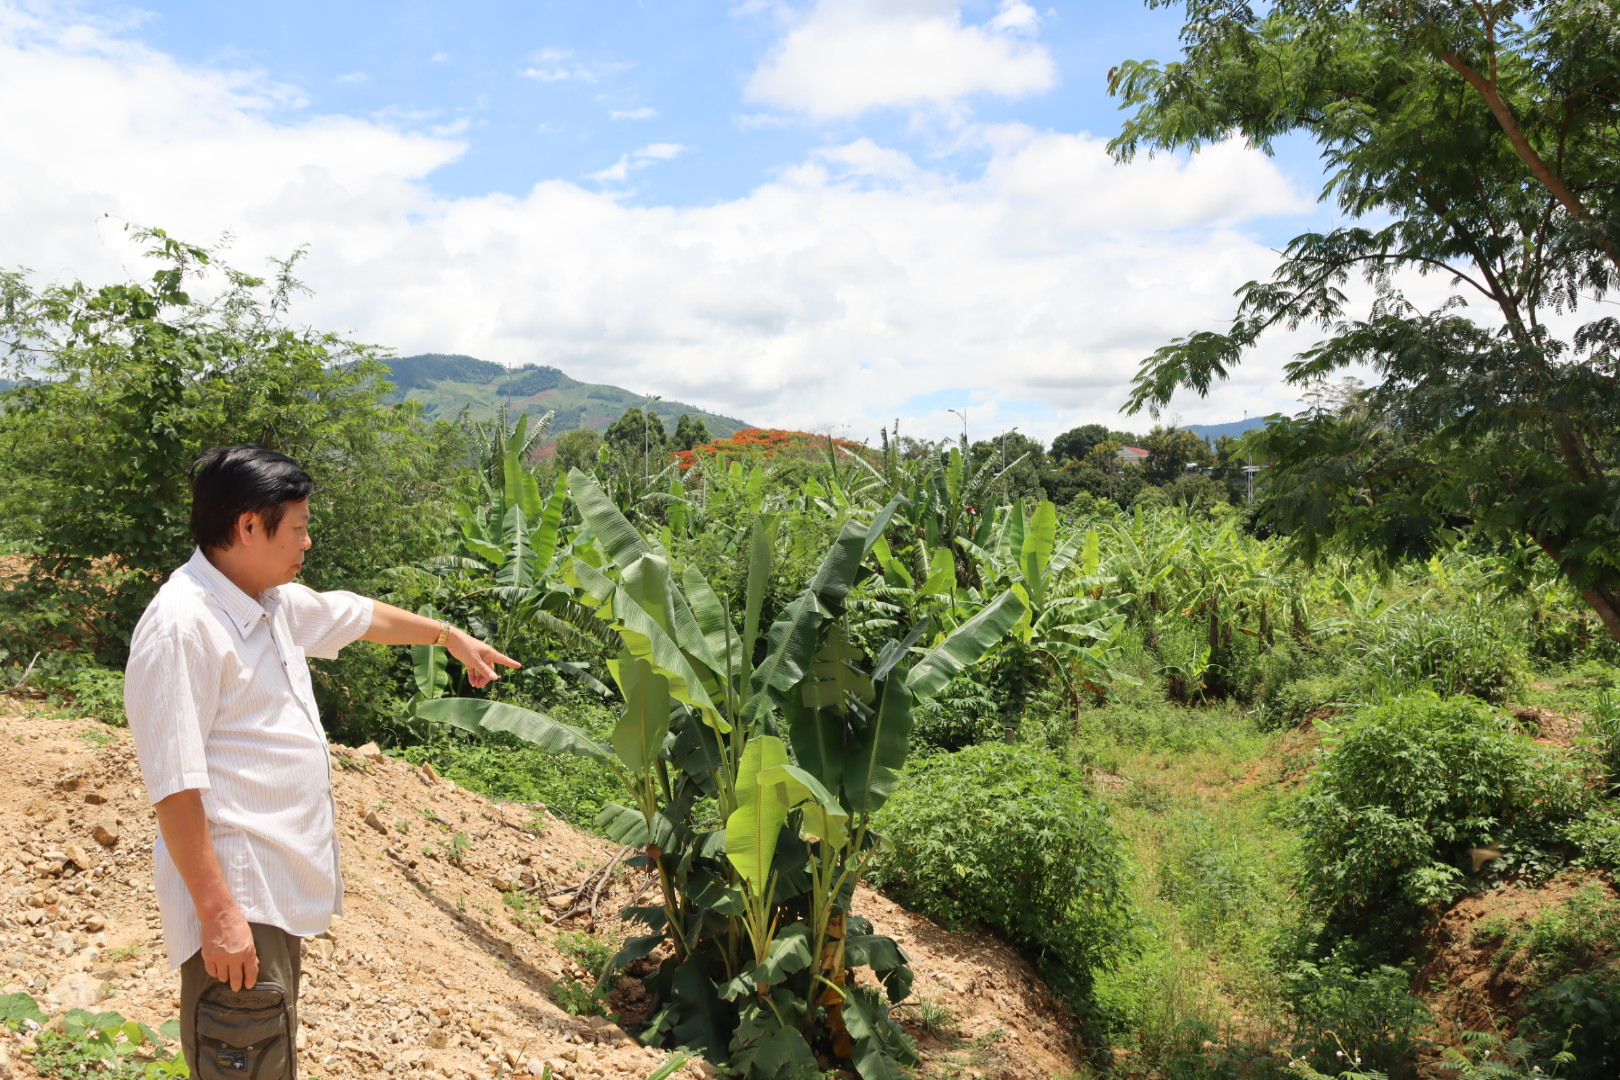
[124,548,374,968]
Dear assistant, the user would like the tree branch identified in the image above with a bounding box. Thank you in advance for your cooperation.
[1439,50,1620,275]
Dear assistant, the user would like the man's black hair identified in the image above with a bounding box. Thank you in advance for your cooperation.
[190,445,314,551]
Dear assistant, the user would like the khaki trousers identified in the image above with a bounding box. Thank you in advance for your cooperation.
[179,923,302,1080]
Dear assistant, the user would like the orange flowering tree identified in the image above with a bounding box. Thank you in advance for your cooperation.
[675,428,873,472]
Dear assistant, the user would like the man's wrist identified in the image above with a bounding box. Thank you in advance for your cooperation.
[432,619,451,648]
[195,894,242,923]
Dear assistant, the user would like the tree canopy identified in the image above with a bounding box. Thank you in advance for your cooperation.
[0,227,459,662]
[1111,0,1620,636]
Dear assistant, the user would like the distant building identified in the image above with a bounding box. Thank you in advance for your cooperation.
[1117,445,1151,464]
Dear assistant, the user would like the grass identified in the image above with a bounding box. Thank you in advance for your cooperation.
[1064,698,1308,1079]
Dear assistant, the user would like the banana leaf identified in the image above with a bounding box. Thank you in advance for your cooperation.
[907,589,1027,698]
[568,468,651,570]
[415,698,610,763]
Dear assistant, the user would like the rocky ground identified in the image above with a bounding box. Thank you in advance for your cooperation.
[0,699,1081,1079]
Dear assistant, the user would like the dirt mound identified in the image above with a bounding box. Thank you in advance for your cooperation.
[0,700,1082,1079]
[1415,870,1618,1042]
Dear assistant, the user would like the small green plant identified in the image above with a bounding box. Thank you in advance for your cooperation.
[1,991,48,1030]
[554,930,615,975]
[441,832,471,866]
[896,995,956,1037]
[1522,969,1620,1080]
[1285,957,1431,1080]
[548,973,607,1017]
[1432,1029,1573,1080]
[7,994,185,1079]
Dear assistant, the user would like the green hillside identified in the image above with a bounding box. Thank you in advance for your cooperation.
[379,353,750,437]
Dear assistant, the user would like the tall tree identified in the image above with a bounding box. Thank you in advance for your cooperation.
[1140,425,1214,485]
[1050,423,1113,464]
[672,412,710,452]
[1111,0,1620,636]
[603,406,669,472]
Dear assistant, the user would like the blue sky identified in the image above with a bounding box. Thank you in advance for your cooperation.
[0,1,1341,440]
[128,1,1224,205]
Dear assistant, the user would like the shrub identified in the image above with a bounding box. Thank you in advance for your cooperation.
[1158,812,1271,951]
[869,743,1135,1003]
[1579,692,1620,795]
[908,675,1001,752]
[1565,811,1620,871]
[1284,956,1431,1080]
[1295,694,1588,944]
[1522,969,1620,1080]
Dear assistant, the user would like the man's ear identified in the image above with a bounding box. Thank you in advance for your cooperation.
[234,509,261,548]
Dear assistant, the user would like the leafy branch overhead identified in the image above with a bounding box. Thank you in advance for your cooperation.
[1110,0,1620,638]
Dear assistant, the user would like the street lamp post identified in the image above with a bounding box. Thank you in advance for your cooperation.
[644,394,662,482]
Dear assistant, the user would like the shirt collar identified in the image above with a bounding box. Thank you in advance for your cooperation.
[183,548,278,637]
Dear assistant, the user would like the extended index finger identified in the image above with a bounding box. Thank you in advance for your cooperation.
[489,649,521,670]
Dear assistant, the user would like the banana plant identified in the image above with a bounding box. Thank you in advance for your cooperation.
[963,500,1132,712]
[418,470,1026,1080]
[404,448,610,710]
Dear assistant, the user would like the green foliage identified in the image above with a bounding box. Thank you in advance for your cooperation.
[1284,957,1430,1080]
[0,227,463,669]
[968,431,1046,505]
[1110,0,1620,641]
[1579,692,1620,794]
[423,472,1025,1078]
[870,743,1135,1004]
[1522,969,1620,1080]
[673,413,711,452]
[1157,811,1272,953]
[402,727,621,827]
[556,930,616,974]
[1358,604,1527,703]
[5,994,186,1079]
[1564,810,1620,871]
[1294,694,1588,943]
[603,406,669,469]
[1140,426,1213,487]
[1,991,47,1030]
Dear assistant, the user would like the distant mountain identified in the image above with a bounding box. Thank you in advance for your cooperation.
[0,377,15,393]
[1184,416,1275,441]
[378,354,751,438]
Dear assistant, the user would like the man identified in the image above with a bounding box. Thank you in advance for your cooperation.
[123,445,518,1080]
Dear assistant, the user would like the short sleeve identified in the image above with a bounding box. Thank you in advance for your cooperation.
[124,627,217,805]
[279,584,374,660]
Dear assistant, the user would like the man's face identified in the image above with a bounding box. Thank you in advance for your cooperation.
[245,498,312,588]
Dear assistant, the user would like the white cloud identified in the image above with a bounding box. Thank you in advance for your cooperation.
[587,142,688,183]
[0,8,1324,442]
[335,71,367,84]
[609,106,658,121]
[989,0,1039,35]
[427,51,450,63]
[745,0,1055,120]
[521,48,632,84]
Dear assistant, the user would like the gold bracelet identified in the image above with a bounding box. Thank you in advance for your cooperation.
[433,620,451,648]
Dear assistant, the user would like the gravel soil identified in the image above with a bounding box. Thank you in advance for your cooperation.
[0,700,1081,1079]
